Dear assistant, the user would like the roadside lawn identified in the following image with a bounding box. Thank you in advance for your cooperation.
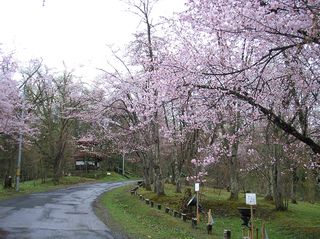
[99,184,320,239]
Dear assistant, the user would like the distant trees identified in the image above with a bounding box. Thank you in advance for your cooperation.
[24,62,88,183]
[0,54,90,184]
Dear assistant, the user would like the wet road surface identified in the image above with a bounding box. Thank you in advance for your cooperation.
[0,181,131,239]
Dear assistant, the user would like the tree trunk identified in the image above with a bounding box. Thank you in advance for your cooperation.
[175,159,182,193]
[170,162,176,185]
[40,157,47,184]
[153,164,165,195]
[152,121,165,196]
[222,109,240,201]
[143,155,152,191]
[53,150,64,185]
[264,168,273,201]
[53,157,63,184]
[272,145,287,211]
[153,158,165,195]
[52,133,67,185]
[291,166,298,204]
[175,176,182,193]
[144,168,152,191]
[272,162,286,210]
[137,151,152,190]
[229,141,239,200]
[171,145,182,193]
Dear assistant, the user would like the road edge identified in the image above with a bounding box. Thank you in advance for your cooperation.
[93,181,137,239]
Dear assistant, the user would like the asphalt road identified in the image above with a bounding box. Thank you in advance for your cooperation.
[0,181,131,239]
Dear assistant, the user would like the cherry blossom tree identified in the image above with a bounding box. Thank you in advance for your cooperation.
[82,63,157,190]
[0,52,41,184]
[170,0,320,161]
[118,0,319,205]
[0,52,20,181]
[91,0,168,195]
[0,52,20,139]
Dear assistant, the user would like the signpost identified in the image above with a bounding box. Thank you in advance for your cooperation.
[245,193,256,239]
[195,183,200,223]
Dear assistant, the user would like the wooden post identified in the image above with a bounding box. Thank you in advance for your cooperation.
[207,209,213,234]
[250,205,254,239]
[261,223,265,239]
[246,193,256,239]
[207,209,212,224]
[196,190,199,223]
[195,182,200,223]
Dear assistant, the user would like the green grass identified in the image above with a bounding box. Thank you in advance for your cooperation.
[99,184,320,239]
[0,172,131,201]
[100,186,215,239]
[0,176,95,200]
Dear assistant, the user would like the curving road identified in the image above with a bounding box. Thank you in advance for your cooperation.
[0,181,131,239]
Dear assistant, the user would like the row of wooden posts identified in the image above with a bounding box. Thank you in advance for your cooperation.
[130,187,232,238]
[130,183,270,239]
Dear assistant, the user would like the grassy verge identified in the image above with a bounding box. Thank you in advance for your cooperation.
[99,184,320,239]
[100,186,214,239]
[0,172,130,201]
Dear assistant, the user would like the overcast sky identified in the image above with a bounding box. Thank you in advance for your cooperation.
[0,0,185,79]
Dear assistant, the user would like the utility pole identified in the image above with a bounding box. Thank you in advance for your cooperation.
[16,87,25,192]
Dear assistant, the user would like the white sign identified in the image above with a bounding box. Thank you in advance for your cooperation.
[195,183,200,192]
[246,193,257,205]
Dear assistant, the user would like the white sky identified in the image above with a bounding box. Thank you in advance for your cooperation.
[0,0,185,80]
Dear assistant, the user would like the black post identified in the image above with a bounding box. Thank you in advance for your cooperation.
[223,229,231,239]
[191,218,197,228]
[165,207,170,213]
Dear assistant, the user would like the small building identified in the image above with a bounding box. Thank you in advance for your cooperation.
[74,136,104,171]
[74,151,103,171]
